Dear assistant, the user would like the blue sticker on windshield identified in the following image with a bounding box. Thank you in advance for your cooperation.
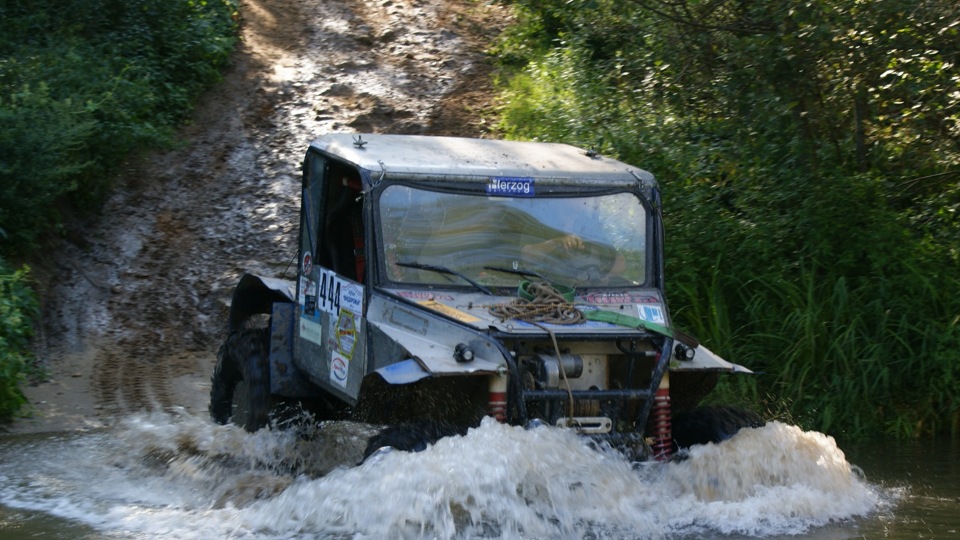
[487,177,535,197]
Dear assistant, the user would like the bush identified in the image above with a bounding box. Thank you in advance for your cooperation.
[0,0,239,415]
[0,256,37,421]
[0,84,98,248]
[494,0,960,438]
[0,0,239,251]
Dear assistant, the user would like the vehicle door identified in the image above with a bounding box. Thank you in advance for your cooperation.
[295,151,368,403]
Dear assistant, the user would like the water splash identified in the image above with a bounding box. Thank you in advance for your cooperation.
[0,412,883,539]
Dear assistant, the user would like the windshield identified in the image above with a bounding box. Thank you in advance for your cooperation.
[378,185,648,289]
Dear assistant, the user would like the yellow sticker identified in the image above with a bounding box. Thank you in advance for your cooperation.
[418,300,480,323]
[336,310,358,358]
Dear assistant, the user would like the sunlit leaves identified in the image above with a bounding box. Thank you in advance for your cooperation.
[496,0,960,437]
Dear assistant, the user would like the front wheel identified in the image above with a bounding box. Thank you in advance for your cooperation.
[210,326,271,432]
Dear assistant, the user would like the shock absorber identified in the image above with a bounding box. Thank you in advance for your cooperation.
[650,372,673,461]
[488,372,508,422]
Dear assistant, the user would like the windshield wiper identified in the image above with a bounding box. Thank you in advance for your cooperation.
[396,261,494,296]
[483,265,546,281]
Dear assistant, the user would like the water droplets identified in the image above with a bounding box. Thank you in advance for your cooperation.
[1,414,882,539]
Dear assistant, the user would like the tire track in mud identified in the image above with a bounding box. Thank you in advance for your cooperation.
[22,0,509,432]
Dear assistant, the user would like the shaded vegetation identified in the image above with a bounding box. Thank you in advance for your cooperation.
[0,0,239,420]
[0,0,239,250]
[495,0,960,438]
[0,256,37,420]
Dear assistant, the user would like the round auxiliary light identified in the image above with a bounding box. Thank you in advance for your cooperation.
[675,343,695,361]
[454,343,476,363]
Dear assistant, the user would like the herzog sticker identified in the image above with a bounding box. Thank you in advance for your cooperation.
[487,176,534,197]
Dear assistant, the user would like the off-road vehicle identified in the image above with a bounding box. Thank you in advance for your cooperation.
[210,133,756,461]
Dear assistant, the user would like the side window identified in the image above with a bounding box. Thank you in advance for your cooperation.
[320,161,365,282]
[300,152,325,283]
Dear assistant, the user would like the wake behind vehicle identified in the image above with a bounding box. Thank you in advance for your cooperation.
[210,133,756,461]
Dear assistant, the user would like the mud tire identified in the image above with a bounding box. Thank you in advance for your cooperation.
[209,326,271,432]
[671,405,765,450]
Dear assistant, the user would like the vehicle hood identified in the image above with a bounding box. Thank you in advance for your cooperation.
[381,287,670,335]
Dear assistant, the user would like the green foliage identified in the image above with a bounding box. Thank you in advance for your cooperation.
[0,0,238,416]
[0,0,239,251]
[496,0,960,438]
[0,256,38,421]
[0,84,97,248]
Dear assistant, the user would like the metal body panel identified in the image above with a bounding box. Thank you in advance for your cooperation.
[366,293,505,376]
[309,133,656,189]
[375,359,431,384]
[293,266,367,404]
[269,302,315,396]
[228,274,296,332]
[672,344,753,373]
[381,287,670,337]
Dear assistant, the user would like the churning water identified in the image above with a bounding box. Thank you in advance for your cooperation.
[0,412,887,539]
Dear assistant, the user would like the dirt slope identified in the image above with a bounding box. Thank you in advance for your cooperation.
[13,0,511,433]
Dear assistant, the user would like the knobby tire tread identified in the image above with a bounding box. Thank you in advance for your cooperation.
[209,326,271,432]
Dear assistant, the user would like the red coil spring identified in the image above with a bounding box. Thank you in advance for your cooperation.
[488,391,507,422]
[650,387,673,461]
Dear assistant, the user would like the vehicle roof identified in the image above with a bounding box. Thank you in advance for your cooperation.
[308,133,656,188]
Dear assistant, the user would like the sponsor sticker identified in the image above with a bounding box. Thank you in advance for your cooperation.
[302,251,313,276]
[340,283,364,316]
[299,316,323,346]
[318,267,365,317]
[486,176,535,197]
[330,352,349,388]
[580,292,660,305]
[395,290,455,301]
[336,310,358,358]
[637,304,666,324]
[300,277,318,318]
[418,300,480,323]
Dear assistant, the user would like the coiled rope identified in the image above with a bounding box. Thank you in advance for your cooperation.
[488,282,584,325]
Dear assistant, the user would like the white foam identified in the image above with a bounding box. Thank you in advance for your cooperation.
[0,413,884,539]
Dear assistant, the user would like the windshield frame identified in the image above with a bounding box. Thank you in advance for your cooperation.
[371,178,655,293]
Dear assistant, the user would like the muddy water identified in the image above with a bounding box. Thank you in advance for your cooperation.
[4,415,952,539]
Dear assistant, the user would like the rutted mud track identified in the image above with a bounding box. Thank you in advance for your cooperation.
[18,0,510,432]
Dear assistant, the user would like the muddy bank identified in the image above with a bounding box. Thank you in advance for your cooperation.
[13,0,511,434]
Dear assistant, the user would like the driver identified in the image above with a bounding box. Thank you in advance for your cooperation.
[519,199,626,284]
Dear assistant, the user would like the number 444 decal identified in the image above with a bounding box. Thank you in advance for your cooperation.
[318,268,364,318]
[318,270,341,314]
